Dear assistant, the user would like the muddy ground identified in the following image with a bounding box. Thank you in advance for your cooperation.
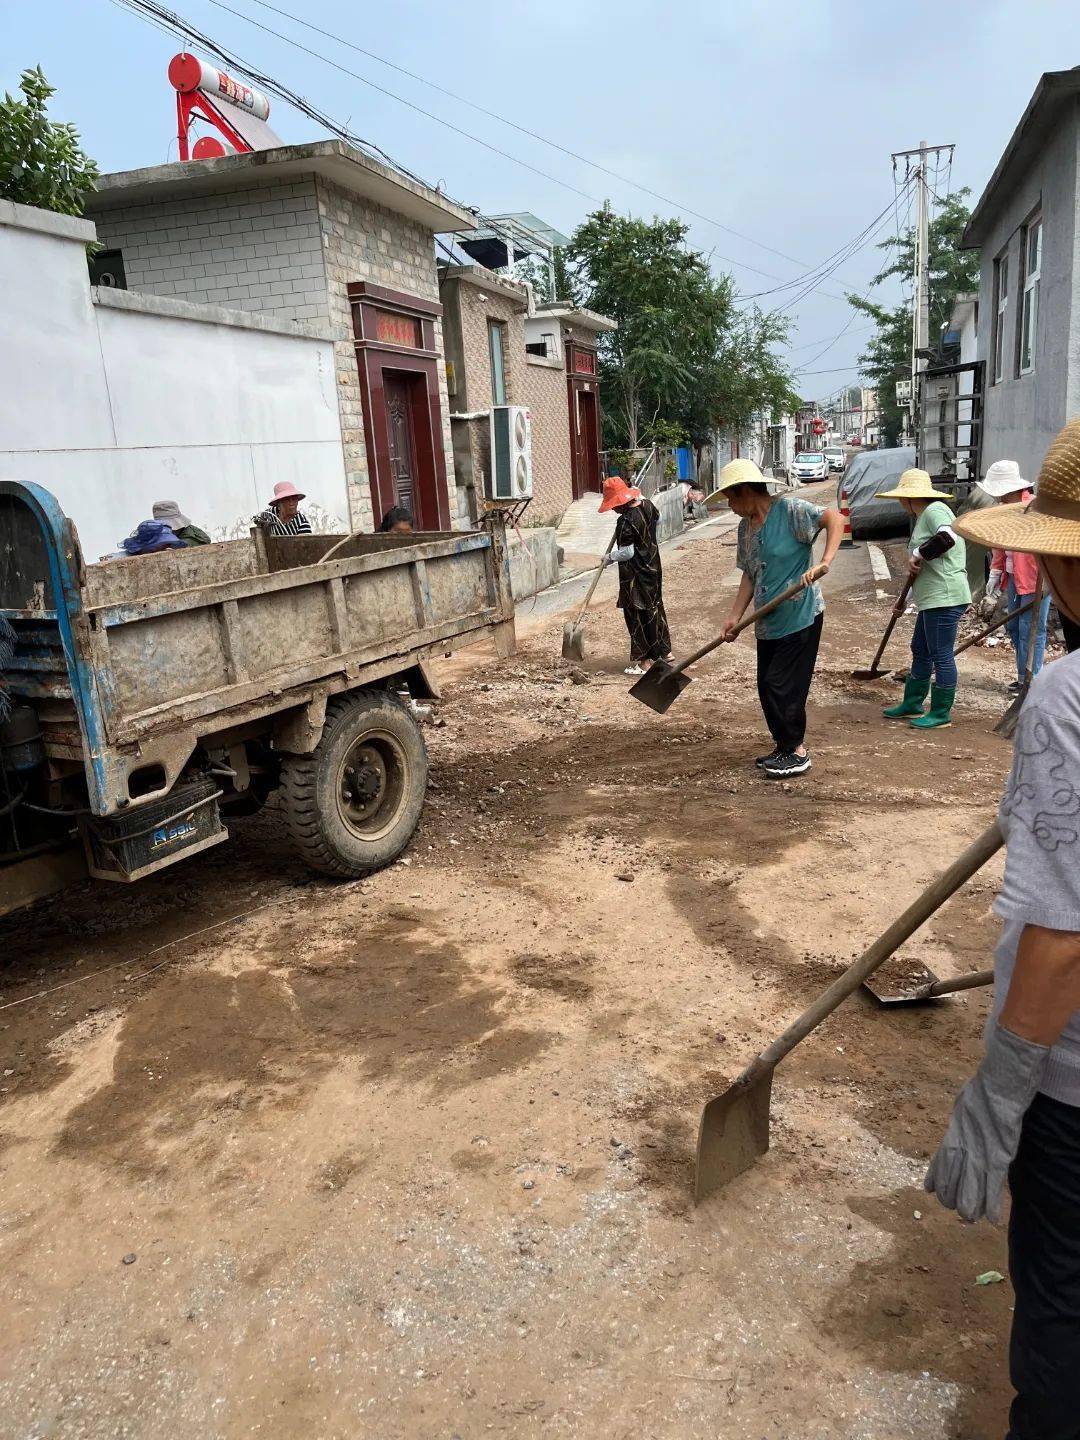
[0,497,1037,1438]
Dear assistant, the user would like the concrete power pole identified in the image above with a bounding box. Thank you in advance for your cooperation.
[892,139,953,452]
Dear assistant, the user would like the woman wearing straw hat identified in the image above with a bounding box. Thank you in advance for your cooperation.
[925,418,1080,1439]
[597,475,671,677]
[715,458,843,779]
[876,468,970,730]
[978,459,1052,695]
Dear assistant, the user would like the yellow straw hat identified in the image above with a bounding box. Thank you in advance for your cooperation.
[874,468,953,502]
[955,419,1080,557]
[714,457,766,494]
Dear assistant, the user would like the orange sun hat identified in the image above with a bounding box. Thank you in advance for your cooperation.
[598,475,642,513]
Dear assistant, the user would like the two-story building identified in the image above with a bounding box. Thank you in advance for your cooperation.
[962,69,1080,481]
[84,139,478,532]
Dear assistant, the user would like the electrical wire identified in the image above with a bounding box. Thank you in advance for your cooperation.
[112,0,911,320]
[220,0,875,289]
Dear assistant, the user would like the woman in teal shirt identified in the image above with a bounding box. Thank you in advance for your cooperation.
[717,459,843,779]
[876,468,970,730]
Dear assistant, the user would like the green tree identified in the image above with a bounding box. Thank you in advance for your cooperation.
[565,206,794,451]
[0,66,98,217]
[513,246,572,304]
[848,191,979,447]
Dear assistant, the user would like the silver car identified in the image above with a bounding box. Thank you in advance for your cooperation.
[840,446,915,537]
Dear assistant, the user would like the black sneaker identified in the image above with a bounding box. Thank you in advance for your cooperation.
[755,747,780,769]
[1007,680,1024,695]
[763,751,812,779]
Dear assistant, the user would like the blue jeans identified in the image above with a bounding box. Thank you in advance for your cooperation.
[911,605,966,687]
[1005,577,1051,683]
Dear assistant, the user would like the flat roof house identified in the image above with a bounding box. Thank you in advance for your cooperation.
[84,139,478,532]
[962,69,1080,482]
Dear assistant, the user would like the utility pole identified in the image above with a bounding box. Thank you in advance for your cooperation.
[892,140,953,451]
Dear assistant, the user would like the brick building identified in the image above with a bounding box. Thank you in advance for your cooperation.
[440,267,616,525]
[84,140,477,531]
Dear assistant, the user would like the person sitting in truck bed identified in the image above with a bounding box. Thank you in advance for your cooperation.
[252,482,312,538]
[153,500,211,546]
[378,506,414,535]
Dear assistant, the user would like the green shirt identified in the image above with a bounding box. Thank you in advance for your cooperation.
[736,495,825,640]
[910,501,970,611]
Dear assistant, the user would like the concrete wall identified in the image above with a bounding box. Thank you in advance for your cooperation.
[91,178,328,320]
[507,527,560,600]
[315,175,459,531]
[975,100,1080,480]
[0,200,348,563]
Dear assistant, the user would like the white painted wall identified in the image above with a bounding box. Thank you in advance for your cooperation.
[0,200,349,563]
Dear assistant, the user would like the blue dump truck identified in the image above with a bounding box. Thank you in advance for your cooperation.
[0,481,515,917]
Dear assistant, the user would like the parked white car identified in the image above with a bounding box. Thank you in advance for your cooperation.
[823,446,846,473]
[792,451,829,483]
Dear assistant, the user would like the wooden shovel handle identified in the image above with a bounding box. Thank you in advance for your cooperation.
[866,575,914,672]
[730,820,1004,1089]
[954,597,1034,658]
[668,577,809,679]
[926,967,994,998]
[1020,573,1046,684]
[570,531,618,628]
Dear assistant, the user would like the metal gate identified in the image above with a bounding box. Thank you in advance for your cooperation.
[916,359,985,500]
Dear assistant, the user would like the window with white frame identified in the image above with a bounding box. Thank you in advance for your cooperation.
[992,250,1008,385]
[1018,213,1042,375]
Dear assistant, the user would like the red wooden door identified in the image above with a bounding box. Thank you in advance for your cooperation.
[384,375,417,516]
[579,389,600,492]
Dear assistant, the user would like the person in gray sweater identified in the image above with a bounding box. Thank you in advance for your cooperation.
[928,418,1080,1439]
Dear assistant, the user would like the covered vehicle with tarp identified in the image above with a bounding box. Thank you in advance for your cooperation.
[842,447,914,537]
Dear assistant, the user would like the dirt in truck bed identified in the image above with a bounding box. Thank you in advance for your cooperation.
[0,509,1033,1438]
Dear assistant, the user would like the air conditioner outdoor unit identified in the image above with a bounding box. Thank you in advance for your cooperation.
[488,405,533,500]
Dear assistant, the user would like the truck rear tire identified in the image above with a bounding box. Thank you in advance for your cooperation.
[280,690,428,877]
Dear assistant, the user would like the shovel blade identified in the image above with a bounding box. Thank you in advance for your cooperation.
[694,1067,774,1204]
[628,660,693,714]
[995,686,1027,739]
[850,667,890,681]
[862,956,940,1005]
[561,621,586,661]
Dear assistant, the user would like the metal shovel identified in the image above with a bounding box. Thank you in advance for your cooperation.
[561,532,617,661]
[694,820,1004,1204]
[628,577,807,714]
[892,596,1034,683]
[863,959,994,1005]
[995,573,1045,740]
[851,577,914,680]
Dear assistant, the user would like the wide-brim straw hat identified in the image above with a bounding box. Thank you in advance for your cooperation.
[875,468,953,502]
[956,419,1080,557]
[713,457,766,494]
[978,458,1029,499]
[598,476,642,512]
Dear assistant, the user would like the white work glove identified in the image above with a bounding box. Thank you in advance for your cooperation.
[924,1023,1049,1223]
[604,543,635,567]
[979,569,1004,622]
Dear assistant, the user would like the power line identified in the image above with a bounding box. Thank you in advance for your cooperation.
[220,0,874,289]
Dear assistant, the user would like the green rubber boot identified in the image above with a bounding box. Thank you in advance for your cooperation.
[883,675,930,719]
[909,684,956,730]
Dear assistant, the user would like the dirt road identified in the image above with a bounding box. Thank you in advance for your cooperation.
[1,500,1030,1438]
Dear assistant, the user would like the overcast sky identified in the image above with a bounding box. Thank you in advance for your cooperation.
[4,0,1077,406]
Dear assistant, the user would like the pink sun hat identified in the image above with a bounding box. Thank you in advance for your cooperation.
[269,481,306,507]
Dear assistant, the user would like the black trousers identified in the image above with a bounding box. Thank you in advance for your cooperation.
[756,613,823,752]
[623,603,671,662]
[1007,1093,1080,1439]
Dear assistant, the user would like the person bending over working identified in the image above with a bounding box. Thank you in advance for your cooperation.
[978,459,1051,695]
[252,482,312,537]
[379,506,414,535]
[926,418,1080,1440]
[715,459,843,780]
[152,500,211,547]
[598,475,671,677]
[877,468,970,730]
